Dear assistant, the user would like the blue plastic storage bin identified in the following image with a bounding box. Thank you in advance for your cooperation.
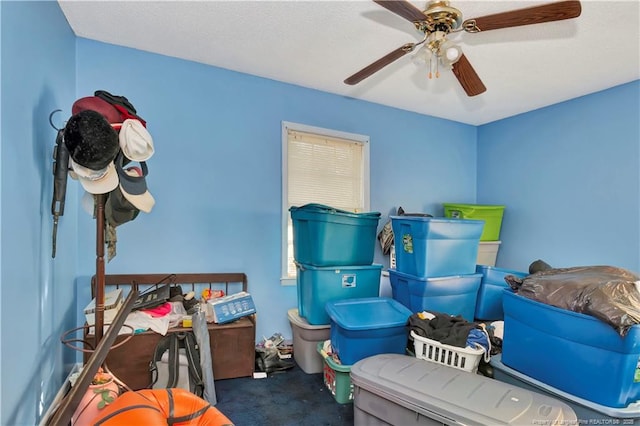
[296,263,382,325]
[387,269,412,311]
[491,354,640,421]
[290,204,381,266]
[390,216,483,278]
[326,297,412,365]
[502,291,640,408]
[388,269,482,321]
[474,265,527,320]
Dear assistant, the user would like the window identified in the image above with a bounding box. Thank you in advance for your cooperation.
[281,121,370,284]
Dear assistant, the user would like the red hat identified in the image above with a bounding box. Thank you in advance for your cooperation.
[72,96,122,126]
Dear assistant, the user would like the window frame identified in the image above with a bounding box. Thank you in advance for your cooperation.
[281,121,371,285]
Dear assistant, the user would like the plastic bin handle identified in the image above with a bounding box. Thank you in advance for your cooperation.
[316,341,330,360]
[450,209,464,218]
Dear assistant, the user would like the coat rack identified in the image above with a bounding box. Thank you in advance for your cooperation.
[46,192,139,425]
[50,107,107,344]
[94,193,107,343]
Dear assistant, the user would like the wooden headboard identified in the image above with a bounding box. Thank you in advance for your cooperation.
[90,272,248,298]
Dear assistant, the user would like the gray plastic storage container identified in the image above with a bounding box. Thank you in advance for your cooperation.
[287,308,330,374]
[350,354,577,426]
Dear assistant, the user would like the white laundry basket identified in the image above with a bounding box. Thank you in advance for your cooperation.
[411,330,484,373]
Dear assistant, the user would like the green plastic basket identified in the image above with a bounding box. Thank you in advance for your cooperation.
[443,203,505,241]
[317,341,353,404]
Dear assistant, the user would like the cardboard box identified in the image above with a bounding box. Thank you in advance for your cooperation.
[207,291,256,324]
[84,289,123,326]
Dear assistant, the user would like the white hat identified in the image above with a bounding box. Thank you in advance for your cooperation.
[69,157,119,195]
[119,118,154,161]
[115,152,155,213]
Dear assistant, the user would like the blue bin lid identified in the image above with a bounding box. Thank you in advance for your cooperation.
[296,262,383,272]
[390,215,484,225]
[475,264,528,278]
[325,297,412,330]
[290,203,381,219]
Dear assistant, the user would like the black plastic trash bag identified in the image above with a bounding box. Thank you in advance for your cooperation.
[505,265,640,336]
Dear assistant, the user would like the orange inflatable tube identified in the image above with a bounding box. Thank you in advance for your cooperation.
[90,388,234,425]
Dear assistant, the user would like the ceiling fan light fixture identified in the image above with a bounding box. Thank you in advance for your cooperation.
[439,40,462,67]
[411,44,433,65]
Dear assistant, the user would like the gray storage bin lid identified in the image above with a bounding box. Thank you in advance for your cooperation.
[350,354,577,425]
[287,308,330,330]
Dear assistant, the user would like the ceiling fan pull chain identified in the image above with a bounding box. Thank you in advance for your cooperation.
[428,55,434,79]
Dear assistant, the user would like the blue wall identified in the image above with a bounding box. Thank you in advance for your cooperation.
[73,37,477,345]
[477,81,640,273]
[0,1,638,424]
[0,1,77,425]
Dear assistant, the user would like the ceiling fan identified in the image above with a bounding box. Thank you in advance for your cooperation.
[344,0,582,96]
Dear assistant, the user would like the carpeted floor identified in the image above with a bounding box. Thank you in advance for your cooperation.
[213,363,354,426]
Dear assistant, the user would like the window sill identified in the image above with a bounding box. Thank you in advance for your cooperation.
[280,277,296,286]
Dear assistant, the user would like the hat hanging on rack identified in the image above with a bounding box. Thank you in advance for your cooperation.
[119,118,154,162]
[64,110,120,194]
[94,90,146,127]
[68,157,119,195]
[71,96,122,128]
[115,152,155,213]
[105,186,141,228]
[64,110,120,170]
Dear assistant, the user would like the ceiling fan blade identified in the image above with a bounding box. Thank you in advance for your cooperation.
[451,54,486,97]
[344,43,415,85]
[463,0,581,32]
[373,0,428,23]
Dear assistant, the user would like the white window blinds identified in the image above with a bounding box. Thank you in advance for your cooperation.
[287,129,365,212]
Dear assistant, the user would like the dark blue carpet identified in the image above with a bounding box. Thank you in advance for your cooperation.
[213,364,354,426]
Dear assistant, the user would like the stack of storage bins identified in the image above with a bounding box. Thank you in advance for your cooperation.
[319,297,412,404]
[388,215,484,321]
[443,203,505,266]
[288,204,382,375]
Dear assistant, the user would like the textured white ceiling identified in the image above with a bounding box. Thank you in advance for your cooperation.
[58,0,640,125]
